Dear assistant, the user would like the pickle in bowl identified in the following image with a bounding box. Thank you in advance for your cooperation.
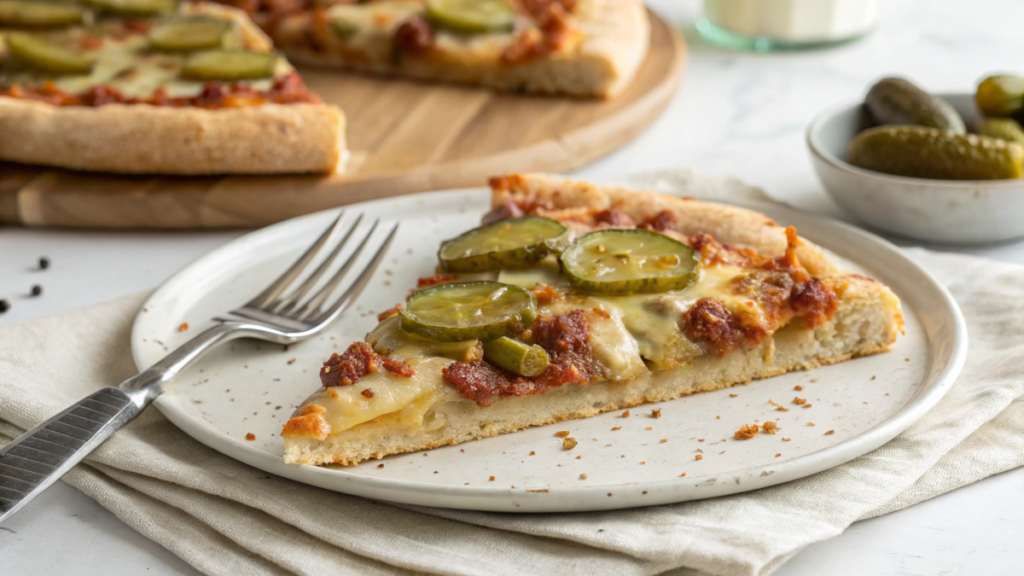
[847,125,1024,181]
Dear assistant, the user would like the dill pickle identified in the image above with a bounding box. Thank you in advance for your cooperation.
[438,216,568,273]
[425,0,514,34]
[482,337,549,377]
[5,32,94,75]
[865,77,965,133]
[847,125,1024,180]
[975,117,1024,147]
[975,75,1024,118]
[149,17,233,52]
[0,1,86,27]
[180,49,276,81]
[87,0,177,16]
[400,281,537,342]
[559,229,700,295]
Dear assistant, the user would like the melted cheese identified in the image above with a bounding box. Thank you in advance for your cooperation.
[298,356,454,434]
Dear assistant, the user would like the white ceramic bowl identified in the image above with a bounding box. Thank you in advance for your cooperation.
[807,92,1024,245]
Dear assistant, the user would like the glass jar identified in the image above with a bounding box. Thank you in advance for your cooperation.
[698,0,880,52]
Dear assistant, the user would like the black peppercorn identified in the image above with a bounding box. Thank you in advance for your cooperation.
[30,285,42,297]
[0,300,9,313]
[39,257,50,270]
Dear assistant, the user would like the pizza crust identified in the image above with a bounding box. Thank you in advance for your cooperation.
[0,97,345,174]
[277,0,650,98]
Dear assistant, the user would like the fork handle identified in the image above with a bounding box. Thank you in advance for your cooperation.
[0,387,141,522]
[0,323,246,523]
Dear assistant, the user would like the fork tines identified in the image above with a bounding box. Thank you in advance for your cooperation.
[240,212,398,328]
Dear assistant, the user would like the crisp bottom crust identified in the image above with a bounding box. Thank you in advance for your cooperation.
[284,280,901,466]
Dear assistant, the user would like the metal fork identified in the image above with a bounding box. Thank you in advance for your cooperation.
[0,213,398,523]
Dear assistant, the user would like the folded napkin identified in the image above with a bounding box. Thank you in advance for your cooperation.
[2,170,1023,576]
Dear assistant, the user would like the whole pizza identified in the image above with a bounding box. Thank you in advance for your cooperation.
[281,174,905,466]
[0,1,345,174]
[0,0,650,175]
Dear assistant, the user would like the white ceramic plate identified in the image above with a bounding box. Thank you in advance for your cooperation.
[132,189,967,513]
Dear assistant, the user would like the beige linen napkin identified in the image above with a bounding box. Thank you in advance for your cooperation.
[2,170,1023,576]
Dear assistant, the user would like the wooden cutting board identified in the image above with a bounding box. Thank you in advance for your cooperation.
[0,11,684,229]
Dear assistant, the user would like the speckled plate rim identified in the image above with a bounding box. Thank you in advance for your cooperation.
[132,188,967,513]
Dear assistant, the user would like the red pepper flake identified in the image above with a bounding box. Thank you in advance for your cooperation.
[729,393,738,398]
[178,322,189,332]
[579,473,588,480]
[680,472,687,477]
[245,433,255,441]
[775,453,782,458]
[621,410,630,418]
[361,389,375,398]
[529,451,535,455]
[489,476,496,481]
[793,397,807,405]
[651,409,661,419]
[695,455,703,461]
[378,464,384,468]
[825,430,835,435]
[794,385,803,391]
[611,426,622,431]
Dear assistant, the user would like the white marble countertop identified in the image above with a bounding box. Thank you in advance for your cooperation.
[2,0,1024,573]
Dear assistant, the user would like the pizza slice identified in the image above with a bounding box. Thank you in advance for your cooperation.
[214,0,650,98]
[282,173,904,466]
[0,1,344,174]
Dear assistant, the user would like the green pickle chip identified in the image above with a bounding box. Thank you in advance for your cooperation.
[0,1,86,27]
[400,281,537,342]
[149,17,233,52]
[180,49,277,81]
[87,0,178,16]
[438,216,568,272]
[5,32,94,75]
[559,229,701,295]
[425,0,515,34]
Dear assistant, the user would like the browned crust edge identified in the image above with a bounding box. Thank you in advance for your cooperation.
[0,98,346,174]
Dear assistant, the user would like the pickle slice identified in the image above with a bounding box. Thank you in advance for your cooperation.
[87,0,178,16]
[425,0,515,34]
[438,216,568,273]
[5,33,94,75]
[400,281,537,342]
[483,337,549,377]
[149,17,233,52]
[0,1,86,27]
[559,229,700,295]
[180,49,277,81]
